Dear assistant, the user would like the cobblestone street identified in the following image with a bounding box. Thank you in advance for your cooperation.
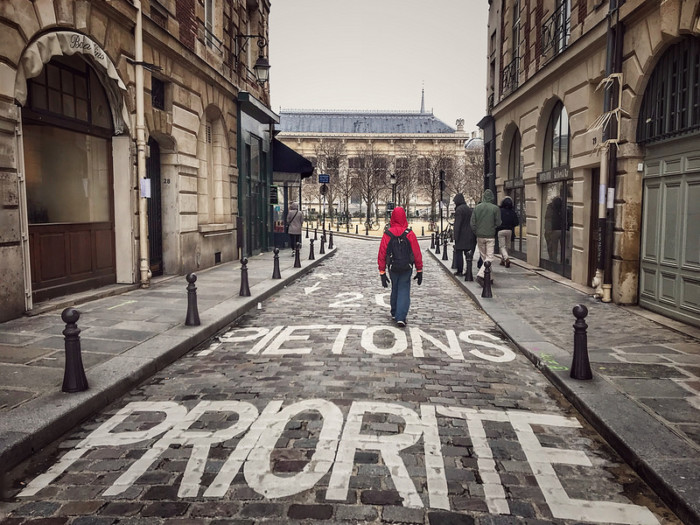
[1,238,681,524]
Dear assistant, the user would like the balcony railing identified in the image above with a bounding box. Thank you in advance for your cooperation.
[542,2,570,58]
[501,56,520,96]
[203,24,223,55]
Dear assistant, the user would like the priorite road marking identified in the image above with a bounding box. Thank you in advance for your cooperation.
[17,399,659,525]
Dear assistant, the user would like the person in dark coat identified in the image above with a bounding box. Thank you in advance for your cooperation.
[497,196,519,268]
[452,193,476,275]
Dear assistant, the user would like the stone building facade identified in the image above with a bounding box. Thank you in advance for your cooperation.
[0,0,277,322]
[276,109,476,224]
[483,0,699,326]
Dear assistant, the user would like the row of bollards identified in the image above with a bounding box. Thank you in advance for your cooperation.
[58,237,590,400]
[433,236,592,381]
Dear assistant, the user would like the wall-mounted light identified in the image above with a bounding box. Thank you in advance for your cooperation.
[235,34,270,85]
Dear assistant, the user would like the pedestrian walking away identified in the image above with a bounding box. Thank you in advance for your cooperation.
[286,202,303,256]
[470,188,501,286]
[378,206,423,327]
[497,195,519,268]
[452,193,476,276]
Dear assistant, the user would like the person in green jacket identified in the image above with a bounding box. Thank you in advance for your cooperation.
[470,189,501,286]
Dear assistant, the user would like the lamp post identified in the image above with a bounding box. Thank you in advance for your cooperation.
[390,173,397,209]
[439,169,445,236]
[235,35,271,85]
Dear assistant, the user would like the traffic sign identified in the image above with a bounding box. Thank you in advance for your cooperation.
[318,173,330,183]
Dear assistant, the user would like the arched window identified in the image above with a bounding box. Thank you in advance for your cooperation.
[507,129,522,180]
[543,101,569,170]
[637,36,700,144]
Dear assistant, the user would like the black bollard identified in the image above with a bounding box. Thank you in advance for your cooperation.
[272,247,282,279]
[61,308,88,393]
[336,222,339,232]
[306,224,309,238]
[465,250,474,281]
[355,224,358,235]
[314,228,318,241]
[294,242,302,268]
[442,238,449,261]
[239,257,251,296]
[422,226,425,237]
[309,238,315,260]
[481,261,493,298]
[435,235,441,255]
[451,245,457,269]
[185,273,201,326]
[320,234,326,254]
[328,231,334,249]
[430,233,435,250]
[571,305,593,380]
[346,221,350,233]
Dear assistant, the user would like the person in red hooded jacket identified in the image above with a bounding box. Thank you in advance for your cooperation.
[377,206,423,327]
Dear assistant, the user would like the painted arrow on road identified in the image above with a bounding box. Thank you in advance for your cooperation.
[305,281,322,295]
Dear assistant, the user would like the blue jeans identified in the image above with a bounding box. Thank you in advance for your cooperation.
[389,270,412,322]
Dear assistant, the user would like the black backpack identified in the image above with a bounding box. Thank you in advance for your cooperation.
[386,229,415,273]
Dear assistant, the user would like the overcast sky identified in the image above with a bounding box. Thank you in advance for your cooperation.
[268,1,489,131]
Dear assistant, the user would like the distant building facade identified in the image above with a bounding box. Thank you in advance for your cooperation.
[0,0,282,322]
[483,0,699,326]
[276,107,477,221]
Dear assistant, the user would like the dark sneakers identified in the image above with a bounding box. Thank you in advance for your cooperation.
[397,320,406,327]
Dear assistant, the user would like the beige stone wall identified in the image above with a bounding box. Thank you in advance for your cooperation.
[489,0,700,304]
[0,0,265,320]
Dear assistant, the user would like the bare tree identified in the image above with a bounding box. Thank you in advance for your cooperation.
[350,142,388,225]
[464,149,485,206]
[419,144,455,222]
[313,140,346,219]
[393,143,421,217]
[448,147,483,207]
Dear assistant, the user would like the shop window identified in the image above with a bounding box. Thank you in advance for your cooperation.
[538,101,572,277]
[24,125,110,224]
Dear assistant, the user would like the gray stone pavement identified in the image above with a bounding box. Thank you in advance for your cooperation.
[0,235,683,525]
[430,244,700,524]
[0,232,697,524]
[0,241,335,489]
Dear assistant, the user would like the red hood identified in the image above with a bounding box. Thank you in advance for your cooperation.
[389,206,408,230]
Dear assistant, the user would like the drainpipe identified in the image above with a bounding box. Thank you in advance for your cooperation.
[599,0,623,303]
[134,0,150,288]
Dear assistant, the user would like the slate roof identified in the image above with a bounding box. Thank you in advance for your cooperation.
[278,110,456,134]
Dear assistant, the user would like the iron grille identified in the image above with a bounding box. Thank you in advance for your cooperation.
[542,1,570,58]
[502,56,520,96]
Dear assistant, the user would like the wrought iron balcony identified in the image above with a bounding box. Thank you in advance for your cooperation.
[501,56,520,96]
[542,2,570,58]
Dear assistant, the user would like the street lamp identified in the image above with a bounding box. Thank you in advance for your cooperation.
[234,34,271,85]
[390,173,397,206]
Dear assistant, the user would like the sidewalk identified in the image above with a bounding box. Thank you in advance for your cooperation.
[430,246,700,525]
[0,244,336,493]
